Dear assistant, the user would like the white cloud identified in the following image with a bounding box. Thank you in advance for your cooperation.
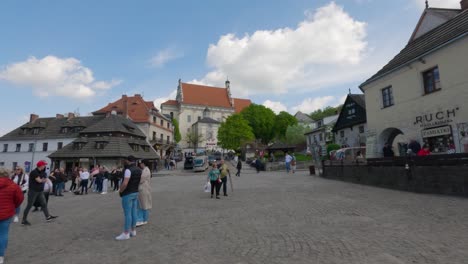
[150,48,183,68]
[195,2,369,97]
[153,89,177,110]
[262,100,287,114]
[0,56,121,99]
[415,0,461,9]
[290,96,336,114]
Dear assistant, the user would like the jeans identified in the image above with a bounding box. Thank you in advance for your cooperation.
[0,218,11,256]
[210,180,220,196]
[55,182,64,195]
[220,177,227,195]
[23,190,49,221]
[70,181,77,191]
[137,200,149,222]
[113,179,120,191]
[102,179,108,193]
[96,178,103,193]
[121,192,138,232]
[285,162,291,173]
[80,179,88,194]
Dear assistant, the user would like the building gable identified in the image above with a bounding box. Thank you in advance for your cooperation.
[332,94,366,132]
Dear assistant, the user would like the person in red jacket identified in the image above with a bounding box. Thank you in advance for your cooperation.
[417,144,431,156]
[0,167,24,264]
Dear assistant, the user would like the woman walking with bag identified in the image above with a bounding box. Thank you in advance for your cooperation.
[11,166,28,223]
[207,163,220,199]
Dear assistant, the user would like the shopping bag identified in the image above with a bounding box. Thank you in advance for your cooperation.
[204,182,211,193]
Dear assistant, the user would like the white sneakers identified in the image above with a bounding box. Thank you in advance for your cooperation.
[136,221,148,227]
[13,215,19,223]
[115,230,136,240]
[115,232,130,240]
[100,192,107,194]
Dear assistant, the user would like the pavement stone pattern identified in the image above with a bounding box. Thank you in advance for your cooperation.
[6,163,468,264]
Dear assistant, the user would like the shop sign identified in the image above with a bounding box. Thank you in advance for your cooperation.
[421,126,451,138]
[414,108,459,128]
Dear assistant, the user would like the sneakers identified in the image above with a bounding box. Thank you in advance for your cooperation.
[13,215,19,223]
[115,232,130,240]
[130,230,137,237]
[143,221,148,225]
[46,215,58,221]
[136,222,144,227]
[21,220,31,226]
[101,192,107,194]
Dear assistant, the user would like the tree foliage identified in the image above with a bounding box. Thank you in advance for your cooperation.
[241,104,276,144]
[217,114,254,150]
[309,105,342,121]
[186,131,204,149]
[274,111,297,140]
[285,124,307,145]
[172,118,182,143]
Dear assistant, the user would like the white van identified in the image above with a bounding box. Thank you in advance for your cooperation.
[193,156,208,172]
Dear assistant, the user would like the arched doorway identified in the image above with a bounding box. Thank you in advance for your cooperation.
[378,128,404,157]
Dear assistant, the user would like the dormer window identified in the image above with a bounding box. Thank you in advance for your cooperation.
[33,128,40,135]
[130,144,139,151]
[73,142,85,150]
[22,128,29,135]
[95,142,107,149]
[61,127,69,134]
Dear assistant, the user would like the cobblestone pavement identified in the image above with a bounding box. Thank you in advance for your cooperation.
[7,165,468,264]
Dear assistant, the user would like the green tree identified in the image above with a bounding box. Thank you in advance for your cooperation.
[186,131,204,149]
[285,124,307,145]
[274,111,297,140]
[217,114,254,150]
[241,104,276,144]
[309,105,342,121]
[172,118,182,143]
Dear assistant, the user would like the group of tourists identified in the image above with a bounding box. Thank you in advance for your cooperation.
[72,165,123,195]
[383,139,433,157]
[284,152,297,174]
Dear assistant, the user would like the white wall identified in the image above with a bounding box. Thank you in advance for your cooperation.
[335,124,367,147]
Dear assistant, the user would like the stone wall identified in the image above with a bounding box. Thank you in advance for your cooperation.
[322,165,468,197]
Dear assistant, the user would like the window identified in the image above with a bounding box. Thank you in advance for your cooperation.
[22,128,29,135]
[167,135,170,143]
[167,122,170,129]
[348,108,355,115]
[28,143,34,152]
[95,142,107,149]
[187,115,191,122]
[160,134,164,141]
[317,121,323,127]
[381,86,394,108]
[313,135,317,142]
[340,131,345,138]
[131,144,139,151]
[152,132,156,140]
[160,120,163,126]
[61,127,68,133]
[359,126,365,134]
[3,144,8,152]
[319,133,323,142]
[57,142,63,150]
[42,143,48,151]
[33,128,39,135]
[16,144,21,152]
[153,116,156,123]
[73,143,84,150]
[170,112,173,119]
[423,66,441,94]
[198,116,201,121]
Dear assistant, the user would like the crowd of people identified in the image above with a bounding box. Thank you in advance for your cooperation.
[0,156,154,263]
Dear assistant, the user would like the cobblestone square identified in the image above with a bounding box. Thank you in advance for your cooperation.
[7,166,468,264]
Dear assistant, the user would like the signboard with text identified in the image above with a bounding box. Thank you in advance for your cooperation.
[421,126,451,138]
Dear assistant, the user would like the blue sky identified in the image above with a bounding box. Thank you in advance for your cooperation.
[0,0,463,136]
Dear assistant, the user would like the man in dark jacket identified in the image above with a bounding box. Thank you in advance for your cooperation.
[235,159,242,177]
[21,160,58,226]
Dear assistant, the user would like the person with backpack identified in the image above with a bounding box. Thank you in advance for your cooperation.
[10,166,28,223]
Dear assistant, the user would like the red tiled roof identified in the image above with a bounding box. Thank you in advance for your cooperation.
[93,94,155,123]
[181,83,232,108]
[233,98,251,113]
[161,100,178,106]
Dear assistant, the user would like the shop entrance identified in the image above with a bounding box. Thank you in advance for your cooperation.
[379,127,404,156]
[422,126,454,153]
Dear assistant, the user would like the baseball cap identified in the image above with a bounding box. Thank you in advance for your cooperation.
[37,160,48,167]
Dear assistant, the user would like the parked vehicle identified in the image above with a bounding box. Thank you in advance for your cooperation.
[184,156,194,170]
[193,156,208,172]
[330,147,366,161]
[207,155,216,166]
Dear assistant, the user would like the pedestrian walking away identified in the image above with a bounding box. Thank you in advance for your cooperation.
[21,160,58,226]
[219,160,230,196]
[235,159,242,177]
[79,168,90,195]
[136,161,152,227]
[116,156,142,240]
[285,152,292,174]
[0,167,24,264]
[207,163,220,199]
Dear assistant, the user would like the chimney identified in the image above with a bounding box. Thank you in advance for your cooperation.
[56,114,64,119]
[122,94,128,118]
[30,114,39,123]
[462,0,468,10]
[67,112,75,119]
[134,94,141,98]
